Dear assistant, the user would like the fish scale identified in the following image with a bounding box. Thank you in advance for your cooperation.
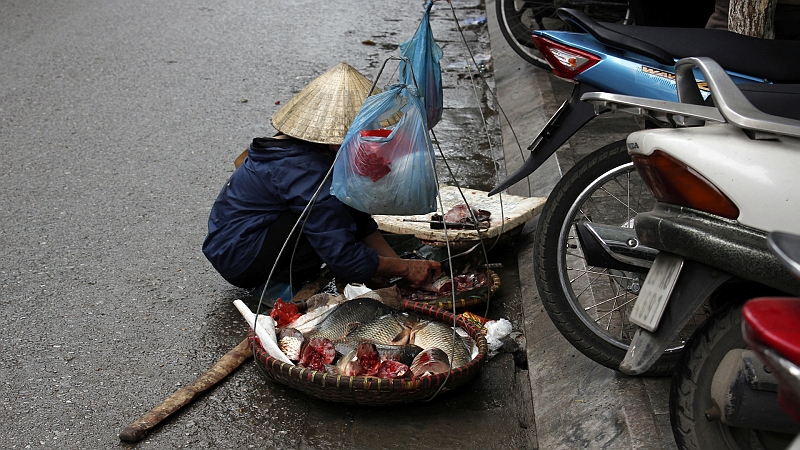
[306,298,394,342]
[346,313,414,346]
[411,320,471,368]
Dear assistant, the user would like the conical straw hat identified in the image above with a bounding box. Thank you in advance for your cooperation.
[271,62,379,145]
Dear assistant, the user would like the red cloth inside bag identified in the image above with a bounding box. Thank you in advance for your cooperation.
[354,129,393,182]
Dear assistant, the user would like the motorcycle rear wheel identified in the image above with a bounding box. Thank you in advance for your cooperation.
[534,140,701,376]
[495,0,631,69]
[670,301,795,450]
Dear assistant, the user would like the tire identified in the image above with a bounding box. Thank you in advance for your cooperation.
[670,301,795,450]
[495,0,631,69]
[534,140,707,376]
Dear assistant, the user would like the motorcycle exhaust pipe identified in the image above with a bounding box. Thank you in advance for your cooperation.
[574,221,657,272]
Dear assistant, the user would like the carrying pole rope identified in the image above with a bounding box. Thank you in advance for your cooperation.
[442,0,535,198]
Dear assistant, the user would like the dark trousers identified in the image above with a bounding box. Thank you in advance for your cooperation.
[227,211,323,289]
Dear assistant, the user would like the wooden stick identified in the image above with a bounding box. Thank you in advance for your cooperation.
[290,276,333,310]
[118,338,253,442]
[118,275,330,442]
[402,218,489,229]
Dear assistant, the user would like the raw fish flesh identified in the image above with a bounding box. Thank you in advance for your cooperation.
[409,348,452,376]
[298,337,336,371]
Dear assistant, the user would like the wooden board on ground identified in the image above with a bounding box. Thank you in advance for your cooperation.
[374,185,546,244]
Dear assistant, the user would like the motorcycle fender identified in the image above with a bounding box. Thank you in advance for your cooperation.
[619,260,733,376]
[489,83,602,195]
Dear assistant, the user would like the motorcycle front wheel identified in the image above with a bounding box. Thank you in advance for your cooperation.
[670,301,796,450]
[534,140,701,376]
[495,0,631,69]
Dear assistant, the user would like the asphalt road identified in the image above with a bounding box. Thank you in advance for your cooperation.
[1,1,531,449]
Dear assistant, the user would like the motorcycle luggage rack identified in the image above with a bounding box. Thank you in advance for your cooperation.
[581,92,724,127]
[583,57,800,139]
[676,57,800,139]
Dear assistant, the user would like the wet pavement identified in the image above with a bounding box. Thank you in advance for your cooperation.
[485,1,680,449]
[1,0,686,447]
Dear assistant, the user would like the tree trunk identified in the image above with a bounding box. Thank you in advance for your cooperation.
[729,0,777,38]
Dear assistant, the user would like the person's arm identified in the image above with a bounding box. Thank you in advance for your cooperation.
[360,230,399,258]
[361,231,442,287]
[284,150,439,285]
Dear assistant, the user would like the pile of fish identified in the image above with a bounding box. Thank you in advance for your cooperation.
[235,288,477,380]
[417,271,489,297]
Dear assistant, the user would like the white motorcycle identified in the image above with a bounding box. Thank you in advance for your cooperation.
[579,57,800,449]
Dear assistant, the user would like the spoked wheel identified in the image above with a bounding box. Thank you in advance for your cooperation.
[670,301,796,450]
[534,140,709,376]
[495,0,631,69]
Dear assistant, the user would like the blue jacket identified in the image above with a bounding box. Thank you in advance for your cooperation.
[202,137,379,282]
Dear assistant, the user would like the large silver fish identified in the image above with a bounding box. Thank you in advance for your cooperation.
[284,294,346,334]
[306,298,395,342]
[333,342,423,367]
[334,342,381,377]
[346,313,416,346]
[377,344,423,367]
[410,320,472,369]
[334,342,422,376]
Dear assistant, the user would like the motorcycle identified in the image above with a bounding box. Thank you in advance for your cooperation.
[664,230,800,450]
[494,0,716,69]
[739,231,800,450]
[495,0,630,69]
[578,57,800,447]
[491,7,800,375]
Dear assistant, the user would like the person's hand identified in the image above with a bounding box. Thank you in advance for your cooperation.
[375,255,442,288]
[403,259,442,288]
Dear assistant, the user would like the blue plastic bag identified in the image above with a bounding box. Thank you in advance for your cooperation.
[331,84,438,215]
[399,1,443,129]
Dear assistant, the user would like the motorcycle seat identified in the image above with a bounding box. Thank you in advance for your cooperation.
[558,8,800,83]
[603,23,800,83]
[711,83,800,121]
[743,297,800,366]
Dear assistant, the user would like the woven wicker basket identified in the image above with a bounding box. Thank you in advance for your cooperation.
[249,300,488,405]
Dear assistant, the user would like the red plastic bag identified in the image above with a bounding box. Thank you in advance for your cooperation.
[354,129,393,182]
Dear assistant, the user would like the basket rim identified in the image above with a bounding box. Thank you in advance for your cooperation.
[249,300,488,396]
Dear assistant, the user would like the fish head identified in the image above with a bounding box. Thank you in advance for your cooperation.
[410,347,451,376]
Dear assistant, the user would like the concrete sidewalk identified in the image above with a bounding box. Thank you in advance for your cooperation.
[484,2,678,449]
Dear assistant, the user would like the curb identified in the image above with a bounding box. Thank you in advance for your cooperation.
[484,2,677,448]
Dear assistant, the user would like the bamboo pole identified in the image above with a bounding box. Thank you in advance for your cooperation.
[118,276,328,442]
